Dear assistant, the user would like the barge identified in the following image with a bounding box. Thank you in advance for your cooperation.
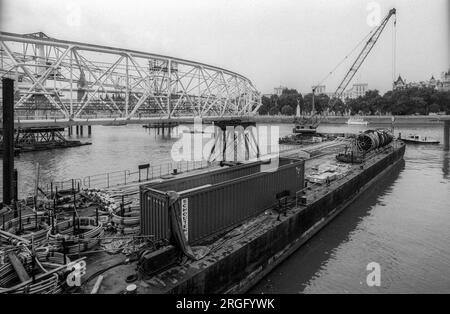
[78,138,405,294]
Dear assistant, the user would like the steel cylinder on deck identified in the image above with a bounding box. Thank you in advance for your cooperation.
[356,129,393,152]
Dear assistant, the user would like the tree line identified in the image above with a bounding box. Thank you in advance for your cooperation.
[259,87,450,116]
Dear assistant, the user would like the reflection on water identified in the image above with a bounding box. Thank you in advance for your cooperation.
[443,151,449,179]
[1,122,449,293]
[0,125,181,197]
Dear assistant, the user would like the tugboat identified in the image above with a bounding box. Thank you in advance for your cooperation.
[400,134,440,144]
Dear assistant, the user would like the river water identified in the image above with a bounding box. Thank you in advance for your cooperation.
[1,122,449,293]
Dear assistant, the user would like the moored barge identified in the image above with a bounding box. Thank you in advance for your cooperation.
[80,138,405,294]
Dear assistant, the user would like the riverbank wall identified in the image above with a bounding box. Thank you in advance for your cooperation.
[255,115,450,125]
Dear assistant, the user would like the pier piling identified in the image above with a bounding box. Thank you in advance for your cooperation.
[2,78,15,205]
[444,120,450,151]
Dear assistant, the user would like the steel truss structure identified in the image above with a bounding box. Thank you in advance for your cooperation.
[14,127,68,145]
[0,127,69,149]
[0,31,261,121]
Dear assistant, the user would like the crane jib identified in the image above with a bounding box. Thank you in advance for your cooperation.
[327,8,397,110]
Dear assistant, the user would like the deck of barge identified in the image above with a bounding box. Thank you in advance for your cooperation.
[81,140,405,294]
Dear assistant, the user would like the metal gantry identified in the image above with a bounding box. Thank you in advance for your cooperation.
[0,31,261,122]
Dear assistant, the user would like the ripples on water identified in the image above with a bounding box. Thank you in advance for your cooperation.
[1,123,449,293]
[251,124,450,294]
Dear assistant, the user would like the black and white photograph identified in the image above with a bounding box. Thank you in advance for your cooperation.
[0,0,449,301]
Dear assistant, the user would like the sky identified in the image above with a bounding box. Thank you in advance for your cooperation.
[1,0,449,95]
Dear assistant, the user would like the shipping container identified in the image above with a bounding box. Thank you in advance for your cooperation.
[147,159,266,192]
[140,157,305,244]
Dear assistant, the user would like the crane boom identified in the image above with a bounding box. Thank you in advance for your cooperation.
[330,8,396,107]
[293,8,396,134]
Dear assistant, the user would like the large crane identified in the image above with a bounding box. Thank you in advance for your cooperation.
[293,8,396,134]
[329,8,396,109]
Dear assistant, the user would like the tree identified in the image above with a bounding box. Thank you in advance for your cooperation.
[261,86,450,116]
[269,106,279,115]
[259,96,272,115]
[313,94,330,113]
[279,89,302,113]
[428,103,440,113]
[258,88,304,115]
[331,98,346,115]
[342,87,450,115]
[281,105,294,115]
[302,93,329,114]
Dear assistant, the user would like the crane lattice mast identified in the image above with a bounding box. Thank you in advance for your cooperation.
[329,8,396,109]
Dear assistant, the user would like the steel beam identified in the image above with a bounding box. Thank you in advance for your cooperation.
[2,78,15,204]
[0,31,261,121]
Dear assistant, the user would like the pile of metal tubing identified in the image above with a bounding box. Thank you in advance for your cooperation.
[0,206,14,226]
[111,209,140,235]
[1,213,51,245]
[86,189,140,235]
[0,247,70,294]
[356,129,393,152]
[47,217,104,255]
[83,189,119,213]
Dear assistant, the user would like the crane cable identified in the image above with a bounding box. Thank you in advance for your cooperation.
[392,13,397,84]
[313,26,378,90]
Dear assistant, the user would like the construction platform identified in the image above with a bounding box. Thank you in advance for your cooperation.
[0,127,90,155]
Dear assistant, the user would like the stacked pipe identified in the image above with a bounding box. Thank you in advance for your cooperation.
[85,189,140,235]
[356,129,393,153]
[0,248,70,294]
[111,209,140,235]
[0,206,14,226]
[47,217,104,254]
[1,213,51,245]
[82,189,118,213]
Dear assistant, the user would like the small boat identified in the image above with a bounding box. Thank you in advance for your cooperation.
[347,117,369,125]
[400,134,440,144]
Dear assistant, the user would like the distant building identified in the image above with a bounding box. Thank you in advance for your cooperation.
[325,83,368,99]
[348,83,368,98]
[393,75,406,90]
[437,70,450,91]
[393,70,450,91]
[312,85,326,94]
[274,85,287,96]
[262,85,288,98]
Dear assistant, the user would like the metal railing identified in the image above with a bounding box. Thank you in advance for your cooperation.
[41,160,210,194]
[13,113,168,121]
